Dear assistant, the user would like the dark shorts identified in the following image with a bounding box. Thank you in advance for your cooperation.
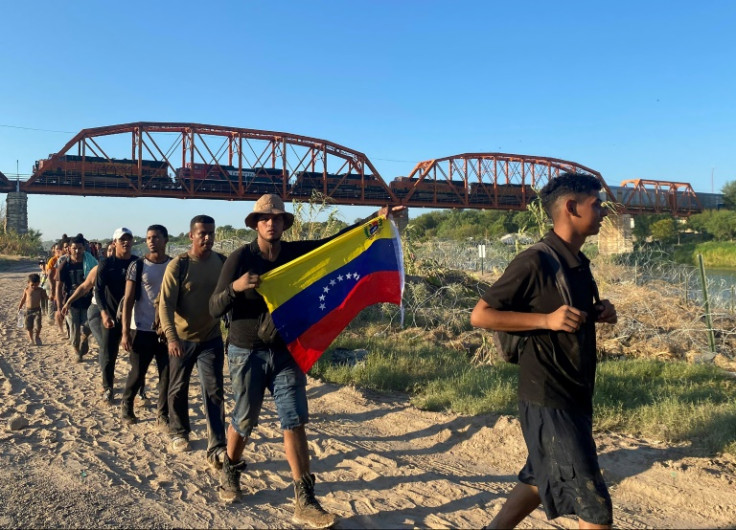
[518,401,612,525]
[24,308,42,332]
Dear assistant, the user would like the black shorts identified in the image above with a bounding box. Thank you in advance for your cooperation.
[518,401,612,525]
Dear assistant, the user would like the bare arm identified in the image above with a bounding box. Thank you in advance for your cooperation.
[18,290,27,311]
[120,278,136,352]
[61,266,97,314]
[470,298,589,334]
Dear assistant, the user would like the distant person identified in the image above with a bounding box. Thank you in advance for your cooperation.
[55,236,71,336]
[95,227,137,404]
[45,243,61,321]
[18,273,48,345]
[120,225,172,427]
[159,215,227,466]
[470,173,618,529]
[209,193,401,527]
[56,235,93,361]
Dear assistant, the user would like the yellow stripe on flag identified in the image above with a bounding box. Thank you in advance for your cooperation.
[257,215,393,310]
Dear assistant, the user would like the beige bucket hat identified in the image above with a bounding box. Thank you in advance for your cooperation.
[245,194,295,230]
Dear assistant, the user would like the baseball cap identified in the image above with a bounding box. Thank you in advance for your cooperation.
[112,227,133,240]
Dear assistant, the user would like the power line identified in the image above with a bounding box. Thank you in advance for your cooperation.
[0,123,75,134]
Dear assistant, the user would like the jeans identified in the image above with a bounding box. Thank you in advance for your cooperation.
[122,330,169,419]
[66,306,90,356]
[87,304,103,352]
[227,344,308,438]
[167,336,226,458]
[99,320,123,392]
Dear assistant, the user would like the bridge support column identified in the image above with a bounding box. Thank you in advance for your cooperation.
[598,214,633,255]
[4,191,28,235]
[391,207,409,234]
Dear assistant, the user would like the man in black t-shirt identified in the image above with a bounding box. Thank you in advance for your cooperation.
[57,235,93,362]
[471,173,618,529]
[94,227,137,404]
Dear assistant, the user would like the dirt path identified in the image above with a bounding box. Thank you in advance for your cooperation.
[0,263,734,529]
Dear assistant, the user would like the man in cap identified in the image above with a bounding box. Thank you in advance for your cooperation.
[159,215,228,467]
[95,227,137,404]
[210,194,402,528]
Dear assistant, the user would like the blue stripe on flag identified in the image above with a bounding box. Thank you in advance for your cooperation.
[271,237,400,343]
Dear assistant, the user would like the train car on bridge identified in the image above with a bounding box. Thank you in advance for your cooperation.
[390,176,469,203]
[33,155,172,190]
[292,171,389,201]
[174,163,288,194]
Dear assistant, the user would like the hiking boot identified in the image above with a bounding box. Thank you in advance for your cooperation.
[292,473,337,529]
[218,457,247,503]
[170,436,190,453]
[121,405,138,425]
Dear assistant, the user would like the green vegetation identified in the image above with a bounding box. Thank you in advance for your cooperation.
[313,336,736,455]
[0,228,44,256]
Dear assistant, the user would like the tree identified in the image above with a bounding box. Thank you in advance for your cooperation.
[649,218,678,243]
[721,180,736,210]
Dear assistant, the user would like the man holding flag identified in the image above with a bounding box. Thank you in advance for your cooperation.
[210,194,403,527]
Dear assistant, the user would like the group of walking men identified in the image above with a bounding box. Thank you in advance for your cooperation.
[38,174,618,529]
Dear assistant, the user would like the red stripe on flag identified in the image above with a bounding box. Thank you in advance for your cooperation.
[286,270,402,373]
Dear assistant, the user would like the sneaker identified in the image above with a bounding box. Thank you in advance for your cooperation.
[103,388,114,404]
[218,457,247,503]
[293,473,337,529]
[121,406,138,425]
[35,336,42,346]
[76,353,83,363]
[170,436,190,453]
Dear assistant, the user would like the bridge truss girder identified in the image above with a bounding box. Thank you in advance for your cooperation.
[22,122,398,205]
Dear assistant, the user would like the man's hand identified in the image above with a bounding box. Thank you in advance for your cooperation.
[60,303,70,317]
[101,310,115,329]
[121,330,132,352]
[168,340,183,358]
[546,305,588,333]
[595,299,618,324]
[232,272,260,293]
[378,204,406,217]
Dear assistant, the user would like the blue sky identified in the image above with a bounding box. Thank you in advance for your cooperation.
[1,0,734,240]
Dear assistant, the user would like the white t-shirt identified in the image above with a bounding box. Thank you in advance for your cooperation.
[125,257,171,331]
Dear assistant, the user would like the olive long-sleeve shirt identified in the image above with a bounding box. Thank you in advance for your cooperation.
[159,251,224,343]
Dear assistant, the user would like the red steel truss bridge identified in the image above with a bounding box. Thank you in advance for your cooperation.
[0,122,703,216]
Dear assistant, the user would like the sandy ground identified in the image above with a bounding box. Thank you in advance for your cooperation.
[0,262,735,529]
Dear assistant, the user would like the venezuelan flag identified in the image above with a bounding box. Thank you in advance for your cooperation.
[256,215,404,373]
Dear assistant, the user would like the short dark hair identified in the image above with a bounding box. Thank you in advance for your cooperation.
[71,235,86,246]
[28,273,40,283]
[540,172,602,218]
[147,224,169,239]
[190,215,215,230]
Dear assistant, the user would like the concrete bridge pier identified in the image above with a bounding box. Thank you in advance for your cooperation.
[4,190,28,234]
[598,213,633,255]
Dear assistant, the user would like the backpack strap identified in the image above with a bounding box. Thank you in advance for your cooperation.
[532,241,572,306]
